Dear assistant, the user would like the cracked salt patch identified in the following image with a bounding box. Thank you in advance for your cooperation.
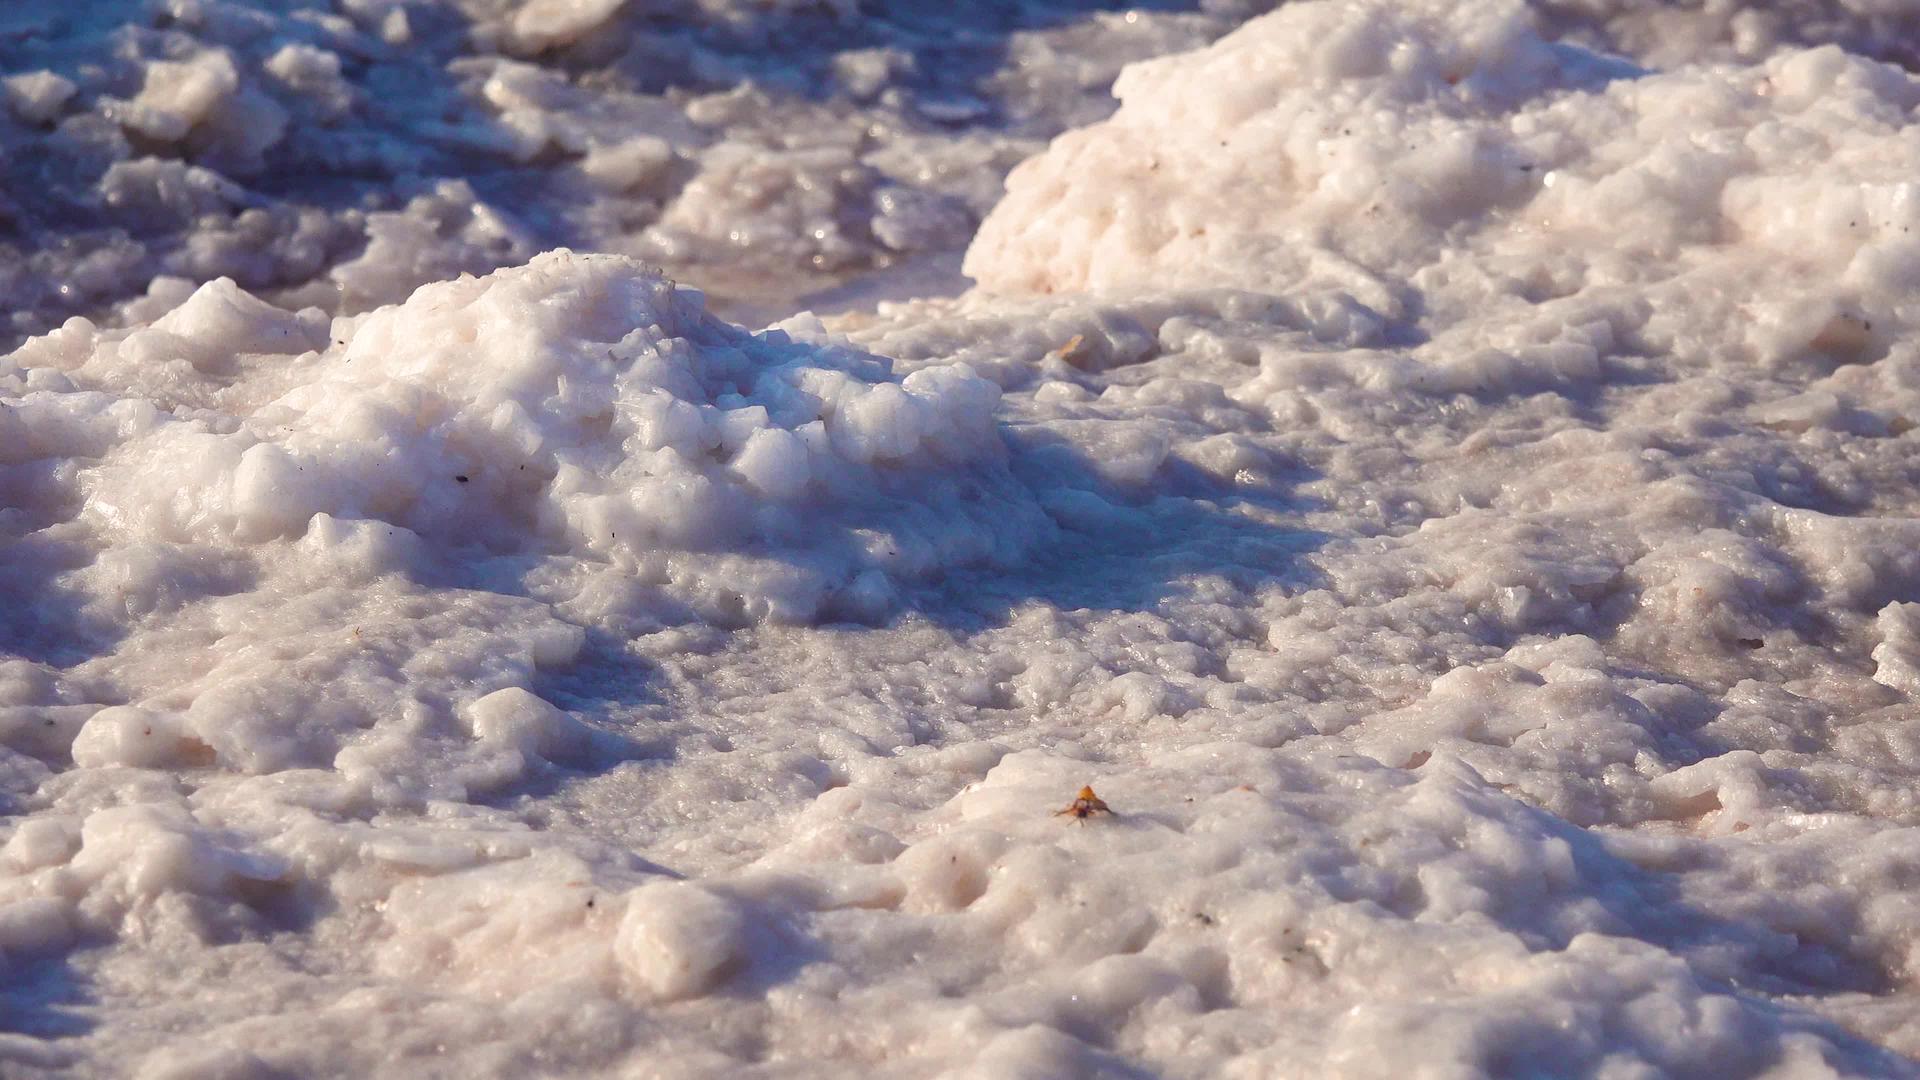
[8,0,1920,1076]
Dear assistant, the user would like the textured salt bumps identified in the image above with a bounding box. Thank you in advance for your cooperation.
[615,881,747,1001]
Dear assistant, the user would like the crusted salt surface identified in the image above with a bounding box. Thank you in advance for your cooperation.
[8,0,1920,1078]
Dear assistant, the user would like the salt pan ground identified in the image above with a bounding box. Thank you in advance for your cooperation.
[7,1,1920,1077]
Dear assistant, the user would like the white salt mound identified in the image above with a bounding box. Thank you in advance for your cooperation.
[14,250,1044,626]
[970,0,1920,374]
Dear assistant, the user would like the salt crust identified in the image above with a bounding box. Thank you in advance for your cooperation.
[8,1,1920,1077]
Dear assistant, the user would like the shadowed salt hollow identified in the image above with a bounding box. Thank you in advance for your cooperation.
[9,0,1920,1077]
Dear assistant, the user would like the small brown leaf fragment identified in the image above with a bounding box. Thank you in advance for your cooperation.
[1053,334,1093,370]
[1053,785,1113,823]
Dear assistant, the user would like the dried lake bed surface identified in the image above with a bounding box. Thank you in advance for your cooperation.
[7,1,1920,1076]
